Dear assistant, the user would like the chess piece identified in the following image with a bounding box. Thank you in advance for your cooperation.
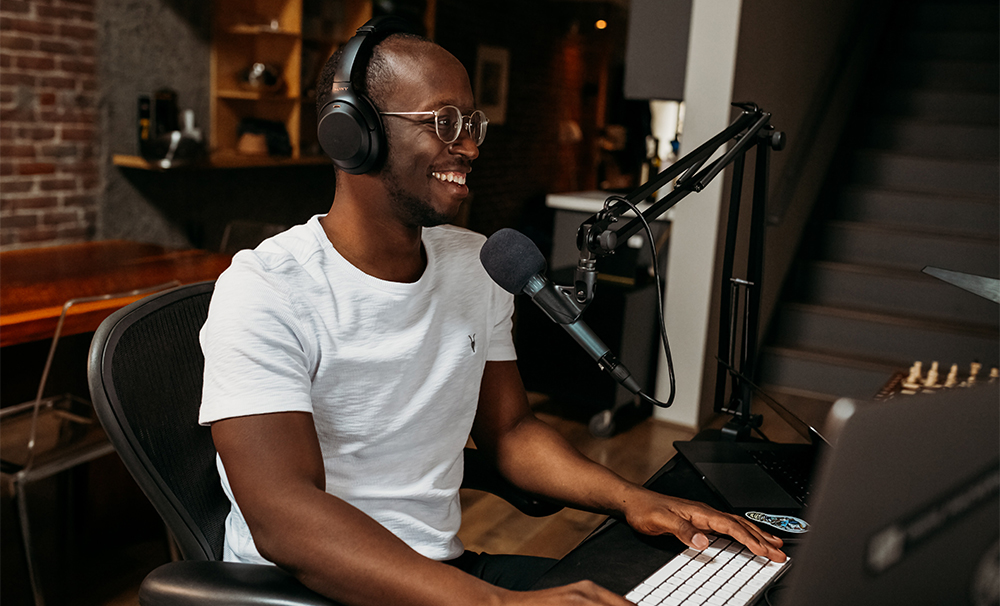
[923,361,941,389]
[990,367,998,383]
[966,362,982,386]
[902,361,923,394]
[961,362,982,387]
[944,364,959,388]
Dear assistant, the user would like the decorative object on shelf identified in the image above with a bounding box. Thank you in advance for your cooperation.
[154,110,206,168]
[238,62,285,94]
[137,93,152,157]
[154,88,179,136]
[236,132,269,156]
[138,89,205,167]
[237,117,292,156]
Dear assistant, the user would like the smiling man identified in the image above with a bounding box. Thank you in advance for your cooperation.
[198,27,784,606]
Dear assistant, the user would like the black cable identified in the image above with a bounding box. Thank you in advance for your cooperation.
[604,195,675,408]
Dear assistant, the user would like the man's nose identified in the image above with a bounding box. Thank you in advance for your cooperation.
[451,129,479,160]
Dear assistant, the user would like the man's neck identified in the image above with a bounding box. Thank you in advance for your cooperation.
[320,192,427,284]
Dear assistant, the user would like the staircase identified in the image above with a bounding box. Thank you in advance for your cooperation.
[758,0,1000,402]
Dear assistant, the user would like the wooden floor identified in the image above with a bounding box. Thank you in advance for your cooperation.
[458,400,697,560]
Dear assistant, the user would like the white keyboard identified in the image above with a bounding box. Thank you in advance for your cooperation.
[624,535,790,606]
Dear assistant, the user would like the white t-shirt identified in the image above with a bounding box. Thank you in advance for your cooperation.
[199,215,516,564]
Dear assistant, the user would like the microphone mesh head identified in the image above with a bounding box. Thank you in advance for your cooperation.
[480,228,546,294]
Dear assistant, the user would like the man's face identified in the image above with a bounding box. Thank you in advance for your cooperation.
[376,45,480,228]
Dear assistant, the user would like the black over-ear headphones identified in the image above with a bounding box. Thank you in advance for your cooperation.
[316,17,410,174]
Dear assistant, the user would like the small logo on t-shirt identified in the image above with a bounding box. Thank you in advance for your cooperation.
[468,334,476,353]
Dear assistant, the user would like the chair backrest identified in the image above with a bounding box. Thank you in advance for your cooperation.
[88,281,228,561]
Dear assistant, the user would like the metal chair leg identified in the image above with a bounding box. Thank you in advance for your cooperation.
[16,477,46,606]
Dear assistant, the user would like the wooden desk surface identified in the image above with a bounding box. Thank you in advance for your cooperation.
[1,240,231,347]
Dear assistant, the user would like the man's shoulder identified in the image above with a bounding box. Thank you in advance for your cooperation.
[223,220,325,282]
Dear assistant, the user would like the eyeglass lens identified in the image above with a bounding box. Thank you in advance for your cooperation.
[437,106,487,146]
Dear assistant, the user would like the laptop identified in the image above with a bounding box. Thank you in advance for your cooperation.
[621,382,998,606]
[774,381,999,605]
[673,391,829,520]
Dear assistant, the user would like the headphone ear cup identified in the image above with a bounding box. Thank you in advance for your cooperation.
[317,92,385,175]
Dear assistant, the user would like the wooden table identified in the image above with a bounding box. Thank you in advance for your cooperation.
[1,241,232,348]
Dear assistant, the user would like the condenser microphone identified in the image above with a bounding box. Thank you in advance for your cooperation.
[480,228,643,395]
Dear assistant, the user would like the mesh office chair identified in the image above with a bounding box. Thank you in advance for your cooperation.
[88,281,559,606]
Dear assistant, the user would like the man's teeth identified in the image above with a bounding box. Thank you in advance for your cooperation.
[433,172,466,185]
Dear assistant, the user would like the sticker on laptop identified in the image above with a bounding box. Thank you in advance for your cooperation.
[746,511,810,534]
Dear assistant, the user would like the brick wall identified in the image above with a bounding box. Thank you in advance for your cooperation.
[0,0,99,250]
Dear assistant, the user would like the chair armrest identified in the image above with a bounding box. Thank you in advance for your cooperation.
[462,447,562,518]
[140,561,337,606]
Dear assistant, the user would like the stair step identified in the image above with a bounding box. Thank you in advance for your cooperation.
[866,118,998,159]
[789,261,999,328]
[818,220,999,276]
[836,186,999,237]
[850,150,999,196]
[761,0,1000,401]
[767,303,999,367]
[889,60,999,93]
[900,29,999,61]
[758,347,903,401]
[875,89,999,125]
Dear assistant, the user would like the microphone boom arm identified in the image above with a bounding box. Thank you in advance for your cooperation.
[577,104,773,268]
[573,102,786,435]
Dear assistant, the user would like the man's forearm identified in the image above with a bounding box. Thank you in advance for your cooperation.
[478,414,645,518]
[248,485,509,606]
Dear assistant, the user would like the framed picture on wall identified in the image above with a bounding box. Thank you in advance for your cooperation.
[474,45,509,126]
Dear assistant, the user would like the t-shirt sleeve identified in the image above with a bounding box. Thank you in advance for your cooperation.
[199,259,315,425]
[486,284,516,362]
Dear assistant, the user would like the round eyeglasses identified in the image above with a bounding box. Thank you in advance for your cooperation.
[380,105,488,146]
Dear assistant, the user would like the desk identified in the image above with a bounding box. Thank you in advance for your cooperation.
[533,453,798,597]
[0,241,232,606]
[0,241,231,347]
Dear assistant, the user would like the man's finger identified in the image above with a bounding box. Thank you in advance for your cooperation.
[690,512,787,562]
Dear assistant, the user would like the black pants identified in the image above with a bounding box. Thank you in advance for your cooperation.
[444,550,558,591]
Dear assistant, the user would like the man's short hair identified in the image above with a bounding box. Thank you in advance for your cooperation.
[315,32,429,117]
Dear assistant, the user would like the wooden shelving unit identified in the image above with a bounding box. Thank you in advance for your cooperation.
[115,0,439,170]
[211,0,304,160]
[208,0,373,165]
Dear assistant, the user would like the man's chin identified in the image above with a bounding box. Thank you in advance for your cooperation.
[421,198,467,227]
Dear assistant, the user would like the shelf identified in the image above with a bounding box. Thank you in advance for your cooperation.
[225,25,300,36]
[217,89,299,101]
[113,153,330,170]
